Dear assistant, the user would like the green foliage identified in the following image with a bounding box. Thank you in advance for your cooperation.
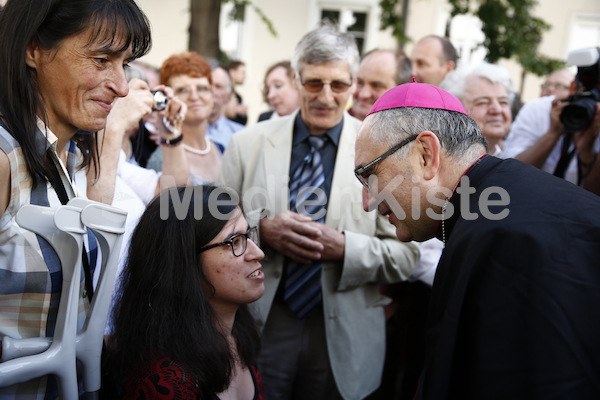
[223,0,277,37]
[447,0,565,76]
[378,0,564,76]
[379,0,410,45]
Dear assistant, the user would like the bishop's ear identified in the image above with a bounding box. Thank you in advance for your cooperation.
[415,131,441,181]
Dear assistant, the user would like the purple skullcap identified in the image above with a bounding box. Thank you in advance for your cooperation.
[366,79,467,117]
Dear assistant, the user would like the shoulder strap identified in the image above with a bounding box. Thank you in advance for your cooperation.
[553,134,577,181]
[45,151,70,204]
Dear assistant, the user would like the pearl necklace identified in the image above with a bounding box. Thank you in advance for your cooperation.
[183,140,211,156]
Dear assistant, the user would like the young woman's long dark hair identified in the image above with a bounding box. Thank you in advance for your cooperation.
[109,185,261,394]
[0,0,151,186]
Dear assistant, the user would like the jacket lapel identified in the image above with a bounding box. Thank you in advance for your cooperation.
[263,111,297,214]
[327,113,361,229]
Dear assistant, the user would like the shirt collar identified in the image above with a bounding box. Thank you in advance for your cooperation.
[35,116,79,180]
[292,112,343,146]
[35,116,58,154]
[209,115,226,129]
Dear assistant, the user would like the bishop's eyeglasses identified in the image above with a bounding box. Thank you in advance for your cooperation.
[354,135,418,189]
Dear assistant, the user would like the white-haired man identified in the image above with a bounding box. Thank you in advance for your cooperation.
[442,62,515,156]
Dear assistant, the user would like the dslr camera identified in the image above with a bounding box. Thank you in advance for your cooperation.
[560,47,600,133]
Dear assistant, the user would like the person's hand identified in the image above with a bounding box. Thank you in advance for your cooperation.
[259,210,324,264]
[549,96,568,137]
[105,78,154,138]
[152,85,187,142]
[306,221,345,262]
[574,103,600,165]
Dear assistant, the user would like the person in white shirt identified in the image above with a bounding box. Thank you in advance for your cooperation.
[540,69,574,99]
[502,48,600,187]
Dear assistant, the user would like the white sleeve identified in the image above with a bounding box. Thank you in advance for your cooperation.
[408,238,444,286]
[117,151,160,205]
[502,96,552,160]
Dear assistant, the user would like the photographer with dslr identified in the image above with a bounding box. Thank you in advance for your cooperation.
[503,47,600,188]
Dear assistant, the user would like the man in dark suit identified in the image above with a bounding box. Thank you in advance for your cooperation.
[355,81,600,399]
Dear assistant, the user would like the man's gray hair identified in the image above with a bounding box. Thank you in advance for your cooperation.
[365,107,488,159]
[441,62,516,106]
[292,21,360,78]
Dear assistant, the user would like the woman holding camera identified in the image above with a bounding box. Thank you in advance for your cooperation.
[146,52,223,184]
[107,185,266,400]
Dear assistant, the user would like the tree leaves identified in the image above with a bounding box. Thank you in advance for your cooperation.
[379,0,410,45]
[223,0,277,37]
[378,0,565,77]
[448,0,564,76]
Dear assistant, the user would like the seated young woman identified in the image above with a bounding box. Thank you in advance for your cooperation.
[107,185,266,400]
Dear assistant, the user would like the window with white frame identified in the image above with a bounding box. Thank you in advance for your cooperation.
[320,7,368,55]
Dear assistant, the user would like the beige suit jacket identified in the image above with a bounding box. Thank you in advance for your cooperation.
[218,110,419,400]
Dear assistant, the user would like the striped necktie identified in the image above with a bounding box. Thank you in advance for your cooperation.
[284,135,327,318]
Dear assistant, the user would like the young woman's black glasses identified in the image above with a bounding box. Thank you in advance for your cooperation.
[198,226,259,257]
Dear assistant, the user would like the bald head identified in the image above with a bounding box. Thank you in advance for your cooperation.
[410,36,457,86]
[540,69,574,99]
[351,49,412,120]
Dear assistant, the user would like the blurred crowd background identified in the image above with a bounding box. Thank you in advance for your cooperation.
[129,0,599,123]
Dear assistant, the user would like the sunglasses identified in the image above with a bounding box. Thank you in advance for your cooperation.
[300,78,352,93]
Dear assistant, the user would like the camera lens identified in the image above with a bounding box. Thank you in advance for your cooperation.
[152,90,168,111]
[560,96,597,133]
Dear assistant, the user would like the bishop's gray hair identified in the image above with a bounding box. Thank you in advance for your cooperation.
[365,107,488,159]
[292,21,360,78]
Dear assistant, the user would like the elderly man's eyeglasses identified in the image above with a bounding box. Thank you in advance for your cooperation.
[541,83,569,91]
[198,226,259,257]
[354,135,418,189]
[300,77,352,93]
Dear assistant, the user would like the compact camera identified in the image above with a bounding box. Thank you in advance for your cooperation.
[152,90,168,111]
[560,47,600,133]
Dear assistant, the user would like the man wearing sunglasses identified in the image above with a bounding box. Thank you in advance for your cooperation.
[219,22,419,400]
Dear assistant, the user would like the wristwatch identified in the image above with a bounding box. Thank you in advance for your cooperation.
[160,134,183,146]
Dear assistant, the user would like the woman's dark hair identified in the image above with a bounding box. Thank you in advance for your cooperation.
[109,185,261,394]
[0,0,151,187]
